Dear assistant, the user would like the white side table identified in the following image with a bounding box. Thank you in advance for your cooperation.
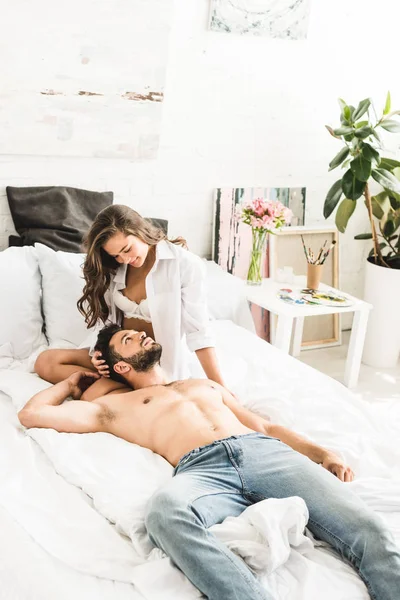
[246,279,372,388]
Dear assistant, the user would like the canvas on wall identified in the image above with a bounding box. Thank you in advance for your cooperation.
[213,186,305,276]
[213,186,306,341]
[0,0,173,159]
[209,0,311,39]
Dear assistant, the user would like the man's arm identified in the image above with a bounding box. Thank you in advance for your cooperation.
[80,377,129,402]
[219,386,354,482]
[18,372,105,434]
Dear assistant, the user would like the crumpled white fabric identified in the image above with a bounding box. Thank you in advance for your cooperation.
[149,496,312,576]
[211,496,313,574]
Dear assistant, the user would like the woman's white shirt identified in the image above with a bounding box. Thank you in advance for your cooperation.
[84,241,215,381]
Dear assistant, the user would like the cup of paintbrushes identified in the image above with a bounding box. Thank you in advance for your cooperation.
[306,263,324,290]
[301,236,335,290]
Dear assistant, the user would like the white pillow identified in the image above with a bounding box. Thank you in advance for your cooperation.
[35,243,89,346]
[0,246,46,359]
[204,260,255,333]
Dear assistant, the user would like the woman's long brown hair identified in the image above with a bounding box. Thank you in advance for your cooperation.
[77,205,186,328]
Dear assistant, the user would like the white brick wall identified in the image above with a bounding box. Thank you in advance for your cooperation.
[1,0,400,321]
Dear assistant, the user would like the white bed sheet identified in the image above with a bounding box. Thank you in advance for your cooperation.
[0,391,146,600]
[1,320,399,600]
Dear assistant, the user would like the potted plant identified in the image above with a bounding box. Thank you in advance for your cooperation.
[324,92,400,368]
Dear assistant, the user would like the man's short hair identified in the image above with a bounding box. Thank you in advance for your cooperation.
[94,324,126,383]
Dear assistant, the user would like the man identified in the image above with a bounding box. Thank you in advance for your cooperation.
[19,325,400,600]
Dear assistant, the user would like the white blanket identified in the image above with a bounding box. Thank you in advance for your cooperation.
[1,320,399,600]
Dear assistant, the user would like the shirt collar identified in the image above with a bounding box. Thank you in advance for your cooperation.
[156,239,175,260]
[113,263,128,284]
[112,240,175,283]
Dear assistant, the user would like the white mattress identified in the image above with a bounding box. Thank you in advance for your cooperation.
[0,320,399,600]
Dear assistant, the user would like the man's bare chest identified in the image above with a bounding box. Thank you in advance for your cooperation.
[96,382,223,431]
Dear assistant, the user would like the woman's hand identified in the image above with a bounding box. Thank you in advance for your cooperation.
[91,351,110,378]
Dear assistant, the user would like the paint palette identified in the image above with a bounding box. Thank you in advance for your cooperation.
[278,288,354,308]
[277,289,308,305]
[300,289,354,307]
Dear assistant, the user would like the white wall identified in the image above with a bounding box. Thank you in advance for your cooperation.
[1,0,400,309]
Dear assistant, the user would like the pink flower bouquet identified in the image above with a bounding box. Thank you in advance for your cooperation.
[237,198,293,285]
[237,198,293,232]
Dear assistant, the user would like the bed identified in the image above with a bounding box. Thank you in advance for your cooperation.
[0,244,399,600]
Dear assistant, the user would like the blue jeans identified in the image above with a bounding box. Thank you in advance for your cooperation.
[145,433,400,600]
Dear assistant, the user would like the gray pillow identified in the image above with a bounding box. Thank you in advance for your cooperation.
[147,217,168,235]
[6,185,113,253]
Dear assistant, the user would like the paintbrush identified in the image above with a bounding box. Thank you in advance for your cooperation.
[302,237,311,262]
[315,240,328,265]
[320,240,336,265]
[301,235,309,262]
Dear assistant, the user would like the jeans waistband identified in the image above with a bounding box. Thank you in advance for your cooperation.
[175,432,266,471]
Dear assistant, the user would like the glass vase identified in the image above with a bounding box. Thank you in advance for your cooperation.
[247,228,268,285]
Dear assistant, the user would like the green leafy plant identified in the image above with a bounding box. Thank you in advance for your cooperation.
[324,92,400,268]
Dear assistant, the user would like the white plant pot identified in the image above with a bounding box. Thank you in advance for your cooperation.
[363,258,400,368]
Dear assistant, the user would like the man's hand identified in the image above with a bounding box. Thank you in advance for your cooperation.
[67,371,100,400]
[321,451,354,482]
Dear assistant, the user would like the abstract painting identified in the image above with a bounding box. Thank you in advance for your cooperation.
[0,0,173,159]
[213,186,305,276]
[209,0,311,40]
[213,186,306,341]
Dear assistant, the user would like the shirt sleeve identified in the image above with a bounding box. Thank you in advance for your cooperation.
[180,251,216,352]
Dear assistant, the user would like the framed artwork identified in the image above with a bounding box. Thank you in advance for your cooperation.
[213,187,305,275]
[268,226,340,349]
[209,0,311,40]
[212,186,306,341]
[0,0,173,159]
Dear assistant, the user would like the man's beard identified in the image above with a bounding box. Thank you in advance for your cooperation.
[124,343,162,373]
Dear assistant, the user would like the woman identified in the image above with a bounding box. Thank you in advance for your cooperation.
[35,204,226,395]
